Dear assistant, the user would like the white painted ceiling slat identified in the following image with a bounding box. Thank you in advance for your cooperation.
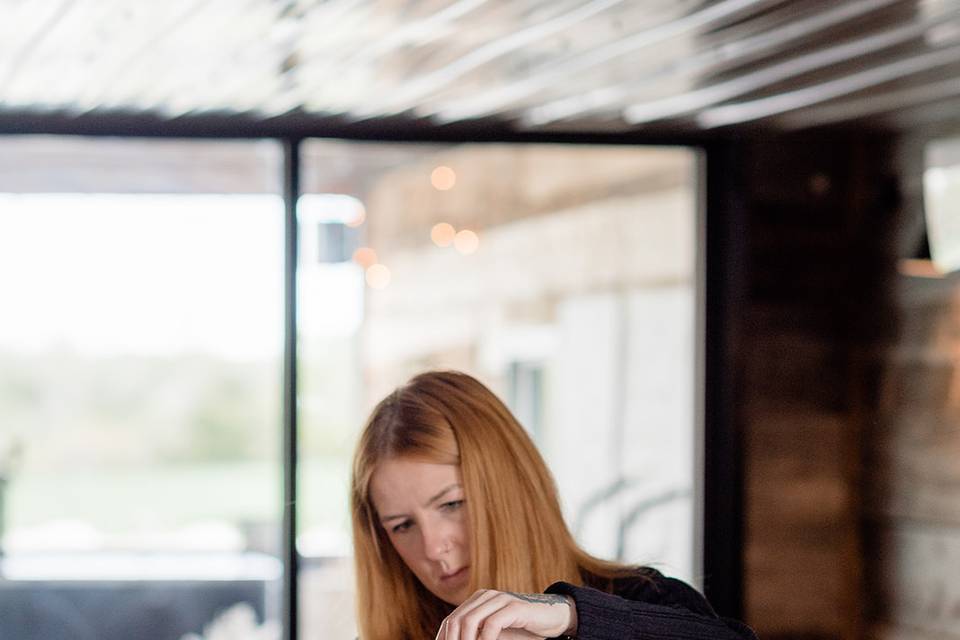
[0,0,77,104]
[777,76,960,129]
[293,0,380,60]
[278,0,491,113]
[44,0,136,108]
[64,1,186,111]
[10,0,136,109]
[138,2,276,115]
[254,0,462,116]
[697,41,960,128]
[0,0,45,59]
[337,0,489,63]
[426,0,783,123]
[414,0,698,121]
[519,0,905,126]
[622,7,960,125]
[268,1,384,112]
[80,0,215,111]
[0,0,959,132]
[145,0,285,116]
[302,1,569,115]
[351,0,629,119]
[47,0,169,113]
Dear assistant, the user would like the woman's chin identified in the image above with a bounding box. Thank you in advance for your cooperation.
[434,570,472,605]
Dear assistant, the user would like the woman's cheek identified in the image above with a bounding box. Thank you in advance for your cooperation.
[393,534,419,563]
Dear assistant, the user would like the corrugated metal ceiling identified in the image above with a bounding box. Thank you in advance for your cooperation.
[1,0,959,135]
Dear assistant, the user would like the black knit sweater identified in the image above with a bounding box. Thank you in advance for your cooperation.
[544,568,758,640]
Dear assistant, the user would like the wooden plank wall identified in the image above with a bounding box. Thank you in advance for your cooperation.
[732,131,960,639]
[866,138,960,640]
[730,133,900,639]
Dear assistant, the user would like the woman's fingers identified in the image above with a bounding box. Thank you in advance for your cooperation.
[475,601,522,640]
[438,590,572,640]
[439,589,501,640]
[456,593,519,640]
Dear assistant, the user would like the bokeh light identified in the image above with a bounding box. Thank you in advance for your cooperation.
[453,229,479,255]
[352,247,378,268]
[365,263,391,289]
[430,166,456,191]
[430,222,456,247]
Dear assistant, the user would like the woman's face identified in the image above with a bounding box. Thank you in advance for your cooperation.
[370,457,472,605]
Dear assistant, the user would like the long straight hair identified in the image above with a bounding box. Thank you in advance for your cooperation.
[350,370,636,640]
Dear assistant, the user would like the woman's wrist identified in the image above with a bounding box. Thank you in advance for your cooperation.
[562,595,578,637]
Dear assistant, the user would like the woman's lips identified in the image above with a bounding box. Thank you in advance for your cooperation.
[440,566,469,582]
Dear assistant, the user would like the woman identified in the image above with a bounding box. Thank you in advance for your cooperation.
[350,370,756,640]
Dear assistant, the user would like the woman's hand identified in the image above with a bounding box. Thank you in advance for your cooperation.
[435,589,577,640]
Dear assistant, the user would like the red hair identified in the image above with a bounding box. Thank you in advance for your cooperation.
[350,370,635,640]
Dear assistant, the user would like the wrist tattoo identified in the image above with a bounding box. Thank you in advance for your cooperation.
[505,592,568,606]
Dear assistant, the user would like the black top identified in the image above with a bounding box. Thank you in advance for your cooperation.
[544,568,758,640]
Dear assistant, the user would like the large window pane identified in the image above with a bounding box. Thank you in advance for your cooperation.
[0,137,284,640]
[297,141,699,640]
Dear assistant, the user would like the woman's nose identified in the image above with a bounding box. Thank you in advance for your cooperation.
[421,522,452,561]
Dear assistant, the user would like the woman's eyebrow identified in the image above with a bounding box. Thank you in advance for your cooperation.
[380,483,462,522]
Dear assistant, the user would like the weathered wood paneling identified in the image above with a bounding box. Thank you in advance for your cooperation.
[865,139,960,639]
[735,133,900,640]
[868,522,960,638]
[872,623,960,640]
[869,279,960,527]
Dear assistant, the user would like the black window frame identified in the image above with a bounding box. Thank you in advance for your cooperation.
[0,113,745,638]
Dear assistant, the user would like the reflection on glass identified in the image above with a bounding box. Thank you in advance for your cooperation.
[298,141,698,640]
[925,136,960,273]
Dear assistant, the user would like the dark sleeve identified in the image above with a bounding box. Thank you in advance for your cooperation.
[544,572,758,640]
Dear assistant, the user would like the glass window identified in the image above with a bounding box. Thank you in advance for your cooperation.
[297,140,700,640]
[0,136,284,640]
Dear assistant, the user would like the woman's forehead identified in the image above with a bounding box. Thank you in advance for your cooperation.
[369,458,462,510]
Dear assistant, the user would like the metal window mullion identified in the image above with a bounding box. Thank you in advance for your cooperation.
[282,137,301,640]
[700,140,746,620]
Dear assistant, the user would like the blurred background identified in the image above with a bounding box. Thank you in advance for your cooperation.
[1,2,959,640]
[0,135,699,640]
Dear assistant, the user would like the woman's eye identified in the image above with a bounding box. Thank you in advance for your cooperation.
[391,521,412,534]
[441,499,464,511]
